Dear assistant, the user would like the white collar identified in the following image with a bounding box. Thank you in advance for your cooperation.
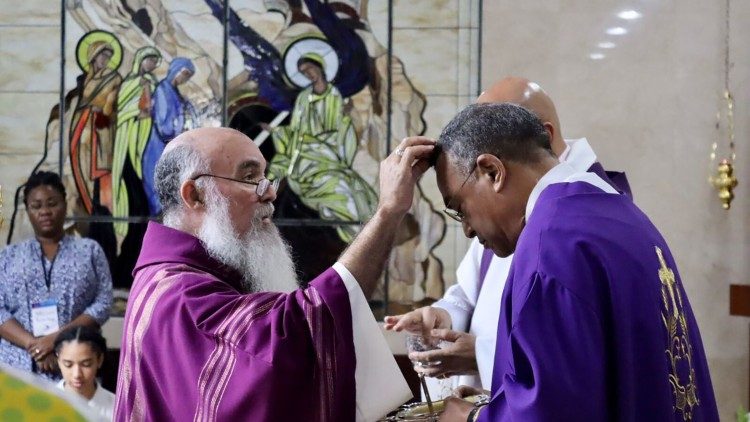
[525,162,619,221]
[559,137,597,172]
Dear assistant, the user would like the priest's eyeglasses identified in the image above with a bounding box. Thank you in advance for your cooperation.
[443,163,477,223]
[191,174,279,197]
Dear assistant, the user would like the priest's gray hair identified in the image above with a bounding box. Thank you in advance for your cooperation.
[437,102,553,175]
[154,144,209,227]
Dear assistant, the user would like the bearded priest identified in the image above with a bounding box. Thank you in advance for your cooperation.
[114,127,433,421]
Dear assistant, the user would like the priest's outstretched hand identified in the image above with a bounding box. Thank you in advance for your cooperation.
[385,307,479,377]
[384,306,451,335]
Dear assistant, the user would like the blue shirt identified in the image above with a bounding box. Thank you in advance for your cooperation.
[0,236,113,373]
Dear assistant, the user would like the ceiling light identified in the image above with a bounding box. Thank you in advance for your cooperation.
[589,53,605,60]
[598,42,616,49]
[617,10,642,20]
[606,27,627,35]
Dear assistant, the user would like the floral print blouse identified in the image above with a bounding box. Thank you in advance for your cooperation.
[0,236,113,373]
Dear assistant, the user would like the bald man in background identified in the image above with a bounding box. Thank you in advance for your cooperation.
[384,76,630,393]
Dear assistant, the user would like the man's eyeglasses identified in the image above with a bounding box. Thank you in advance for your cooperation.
[443,163,477,223]
[191,174,279,197]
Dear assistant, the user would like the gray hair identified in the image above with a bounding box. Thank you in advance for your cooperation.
[154,144,209,227]
[437,102,553,175]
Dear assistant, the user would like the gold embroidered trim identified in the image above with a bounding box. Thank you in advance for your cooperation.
[658,246,699,421]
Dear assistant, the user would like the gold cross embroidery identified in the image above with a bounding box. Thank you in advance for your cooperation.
[658,246,699,420]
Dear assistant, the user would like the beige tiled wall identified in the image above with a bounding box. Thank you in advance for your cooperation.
[0,7,63,240]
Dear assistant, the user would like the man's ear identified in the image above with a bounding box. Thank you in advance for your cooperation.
[180,180,203,210]
[543,122,555,144]
[476,154,506,193]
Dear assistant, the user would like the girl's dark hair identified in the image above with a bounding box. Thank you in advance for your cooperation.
[23,171,66,205]
[54,326,107,357]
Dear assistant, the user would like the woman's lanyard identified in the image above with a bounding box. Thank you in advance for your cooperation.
[38,243,59,291]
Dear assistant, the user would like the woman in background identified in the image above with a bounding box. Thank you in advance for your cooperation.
[55,326,115,420]
[0,171,113,377]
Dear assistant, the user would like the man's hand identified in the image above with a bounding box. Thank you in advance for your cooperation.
[376,136,435,218]
[439,397,475,421]
[338,137,435,297]
[384,306,451,335]
[409,329,478,378]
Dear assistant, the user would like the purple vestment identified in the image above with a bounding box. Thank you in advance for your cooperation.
[479,182,718,421]
[477,161,631,283]
[114,222,355,421]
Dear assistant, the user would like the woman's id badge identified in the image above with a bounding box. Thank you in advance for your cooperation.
[31,299,59,336]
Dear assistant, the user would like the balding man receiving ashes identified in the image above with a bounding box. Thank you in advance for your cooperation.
[385,77,632,394]
[114,127,432,421]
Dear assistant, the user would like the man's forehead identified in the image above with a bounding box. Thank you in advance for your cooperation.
[434,154,463,191]
[209,141,266,174]
[437,153,475,208]
[235,158,265,173]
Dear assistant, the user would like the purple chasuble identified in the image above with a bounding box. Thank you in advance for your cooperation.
[479,182,718,421]
[114,222,355,421]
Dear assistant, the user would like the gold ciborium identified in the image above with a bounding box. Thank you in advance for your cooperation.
[711,159,738,210]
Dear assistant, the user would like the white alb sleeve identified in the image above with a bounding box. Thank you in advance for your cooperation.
[333,262,412,421]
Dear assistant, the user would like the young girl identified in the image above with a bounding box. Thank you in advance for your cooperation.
[55,326,115,420]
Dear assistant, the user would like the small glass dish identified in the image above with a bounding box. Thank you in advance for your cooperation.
[405,334,443,367]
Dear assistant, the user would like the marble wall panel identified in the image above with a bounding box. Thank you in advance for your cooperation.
[0,153,44,243]
[0,93,61,155]
[420,94,458,139]
[366,0,388,50]
[457,28,479,96]
[456,95,474,110]
[392,0,457,28]
[0,1,60,26]
[458,0,481,28]
[393,28,459,96]
[0,26,61,92]
[479,9,559,87]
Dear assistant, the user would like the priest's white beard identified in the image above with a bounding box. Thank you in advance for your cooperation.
[196,185,299,293]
